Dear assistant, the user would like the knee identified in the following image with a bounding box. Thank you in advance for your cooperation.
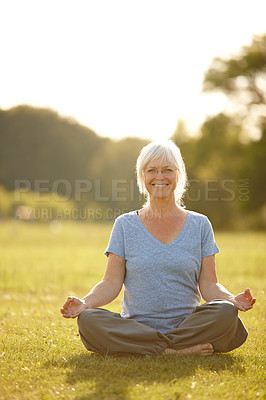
[77,308,111,330]
[211,300,238,323]
[77,308,98,330]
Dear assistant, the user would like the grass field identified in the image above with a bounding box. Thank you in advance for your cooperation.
[0,221,265,400]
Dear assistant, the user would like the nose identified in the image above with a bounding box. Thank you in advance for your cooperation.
[156,169,164,178]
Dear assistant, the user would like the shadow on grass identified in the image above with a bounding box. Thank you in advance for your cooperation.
[60,351,245,400]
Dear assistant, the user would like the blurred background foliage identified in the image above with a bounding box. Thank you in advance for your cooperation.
[0,34,265,229]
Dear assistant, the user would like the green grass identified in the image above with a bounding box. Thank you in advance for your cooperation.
[0,221,265,400]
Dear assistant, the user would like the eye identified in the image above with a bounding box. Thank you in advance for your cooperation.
[147,168,156,174]
[163,168,174,174]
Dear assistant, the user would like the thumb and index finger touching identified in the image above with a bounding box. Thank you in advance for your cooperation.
[244,288,256,306]
[60,296,75,315]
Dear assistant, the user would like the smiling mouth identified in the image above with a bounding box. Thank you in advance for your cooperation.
[152,184,169,188]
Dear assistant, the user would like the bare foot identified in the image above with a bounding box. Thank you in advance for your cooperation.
[163,343,214,356]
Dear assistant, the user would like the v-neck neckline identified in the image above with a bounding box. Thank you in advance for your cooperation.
[135,210,191,247]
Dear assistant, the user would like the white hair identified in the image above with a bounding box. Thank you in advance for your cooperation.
[136,140,188,205]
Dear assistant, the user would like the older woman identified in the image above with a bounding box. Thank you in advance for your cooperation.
[61,140,256,356]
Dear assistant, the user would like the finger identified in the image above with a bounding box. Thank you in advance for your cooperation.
[60,307,70,315]
[246,298,256,307]
[61,311,70,318]
[242,303,256,311]
[62,297,73,309]
[245,288,253,301]
[62,299,71,309]
[247,299,256,307]
[247,292,256,304]
[236,303,248,311]
[61,303,75,317]
[66,296,74,304]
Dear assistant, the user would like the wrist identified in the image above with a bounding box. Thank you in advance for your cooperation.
[228,295,236,304]
[81,295,94,309]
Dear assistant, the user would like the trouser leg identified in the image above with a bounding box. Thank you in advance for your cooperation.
[77,308,171,355]
[77,300,248,356]
[165,300,248,353]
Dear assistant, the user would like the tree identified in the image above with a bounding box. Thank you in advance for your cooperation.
[0,105,103,196]
[171,119,189,146]
[173,114,245,229]
[203,34,266,139]
[0,105,148,220]
[202,34,266,228]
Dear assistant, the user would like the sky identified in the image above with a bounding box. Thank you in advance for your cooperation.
[0,0,265,141]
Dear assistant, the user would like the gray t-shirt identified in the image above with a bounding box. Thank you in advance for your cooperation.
[104,210,219,333]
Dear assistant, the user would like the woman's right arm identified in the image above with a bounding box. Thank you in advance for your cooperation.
[61,253,126,318]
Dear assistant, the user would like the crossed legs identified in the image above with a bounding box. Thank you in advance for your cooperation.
[77,300,248,356]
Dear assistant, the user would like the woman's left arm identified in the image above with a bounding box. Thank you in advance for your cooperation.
[198,255,256,312]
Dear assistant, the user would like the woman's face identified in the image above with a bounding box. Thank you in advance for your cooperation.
[142,158,178,201]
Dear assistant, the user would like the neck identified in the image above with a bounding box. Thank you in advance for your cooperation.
[144,196,180,218]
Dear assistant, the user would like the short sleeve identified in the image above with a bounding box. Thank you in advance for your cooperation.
[201,217,219,258]
[104,217,126,260]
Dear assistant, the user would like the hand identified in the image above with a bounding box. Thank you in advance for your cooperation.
[60,296,86,318]
[232,288,256,312]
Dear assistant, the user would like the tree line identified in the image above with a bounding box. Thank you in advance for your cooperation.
[0,34,265,229]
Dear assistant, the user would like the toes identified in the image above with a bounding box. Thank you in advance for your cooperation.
[200,350,213,356]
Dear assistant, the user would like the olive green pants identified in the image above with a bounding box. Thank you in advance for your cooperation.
[77,300,248,355]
